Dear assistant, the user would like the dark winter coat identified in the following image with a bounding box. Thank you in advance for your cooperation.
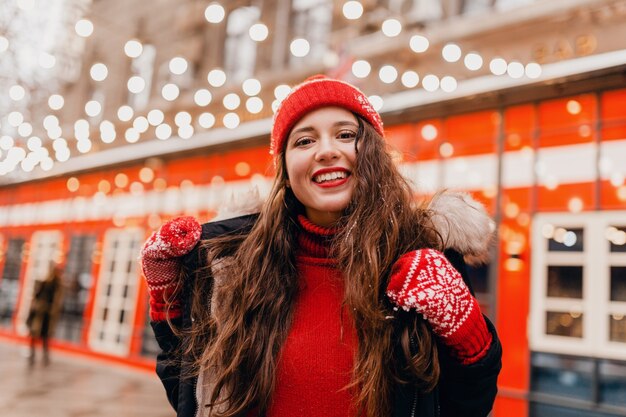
[151,213,502,417]
[27,276,63,338]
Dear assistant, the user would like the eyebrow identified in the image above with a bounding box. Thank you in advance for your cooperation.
[288,121,358,139]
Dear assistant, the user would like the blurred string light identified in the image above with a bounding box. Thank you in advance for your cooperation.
[442,43,462,62]
[75,19,93,37]
[90,63,108,81]
[401,71,419,88]
[124,39,143,58]
[48,94,64,110]
[409,35,429,53]
[199,112,216,128]
[246,97,263,114]
[489,57,508,75]
[290,38,310,57]
[381,19,402,37]
[9,85,26,101]
[343,1,363,20]
[147,109,165,126]
[205,3,226,23]
[249,23,268,42]
[127,76,146,93]
[169,57,188,75]
[156,123,172,140]
[352,60,371,78]
[175,112,192,127]
[117,105,134,122]
[223,112,240,129]
[379,65,398,84]
[422,74,440,92]
[85,100,102,117]
[207,69,226,87]
[507,61,525,78]
[223,93,241,110]
[162,83,180,101]
[464,53,483,71]
[242,78,261,96]
[194,89,212,106]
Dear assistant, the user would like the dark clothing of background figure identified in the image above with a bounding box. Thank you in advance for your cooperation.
[27,274,63,364]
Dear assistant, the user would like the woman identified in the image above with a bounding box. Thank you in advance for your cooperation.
[141,75,501,417]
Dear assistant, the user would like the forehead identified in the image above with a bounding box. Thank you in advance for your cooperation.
[291,106,358,131]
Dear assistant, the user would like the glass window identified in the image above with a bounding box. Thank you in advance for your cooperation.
[608,226,626,253]
[56,234,96,343]
[0,238,25,327]
[610,314,626,343]
[600,360,626,407]
[547,266,583,299]
[548,228,584,252]
[496,0,536,11]
[128,44,156,110]
[611,267,626,302]
[224,6,259,81]
[531,352,594,401]
[546,311,583,338]
[89,228,143,356]
[289,0,332,66]
[462,0,491,15]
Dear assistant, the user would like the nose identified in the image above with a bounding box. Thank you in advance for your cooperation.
[315,136,340,162]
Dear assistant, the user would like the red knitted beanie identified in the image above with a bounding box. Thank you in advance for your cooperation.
[270,75,384,155]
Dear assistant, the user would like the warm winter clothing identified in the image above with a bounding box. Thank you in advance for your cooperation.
[147,192,502,417]
[270,75,384,156]
[142,216,202,321]
[387,249,492,364]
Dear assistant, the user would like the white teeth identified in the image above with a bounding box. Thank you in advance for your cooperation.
[313,171,347,183]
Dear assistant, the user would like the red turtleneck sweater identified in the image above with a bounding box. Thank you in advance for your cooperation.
[264,215,358,417]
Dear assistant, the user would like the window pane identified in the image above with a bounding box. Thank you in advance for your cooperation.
[608,226,626,253]
[611,267,626,302]
[547,266,583,298]
[548,228,584,252]
[0,238,25,327]
[546,311,583,338]
[600,360,626,407]
[530,403,615,417]
[610,314,626,343]
[531,352,593,401]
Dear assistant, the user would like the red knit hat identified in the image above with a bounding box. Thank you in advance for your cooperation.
[270,75,384,155]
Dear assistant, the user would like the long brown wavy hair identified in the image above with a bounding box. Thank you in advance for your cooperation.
[181,116,443,417]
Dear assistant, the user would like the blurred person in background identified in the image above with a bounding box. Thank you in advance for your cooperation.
[26,262,64,366]
[140,75,502,417]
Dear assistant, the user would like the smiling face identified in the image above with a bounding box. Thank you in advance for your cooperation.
[284,107,359,227]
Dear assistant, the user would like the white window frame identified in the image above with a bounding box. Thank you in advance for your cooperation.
[531,211,626,360]
[89,227,143,356]
[224,6,260,82]
[16,230,63,335]
[128,44,156,111]
[289,0,332,67]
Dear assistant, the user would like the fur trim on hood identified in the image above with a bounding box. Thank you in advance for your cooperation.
[428,192,495,266]
[213,188,495,265]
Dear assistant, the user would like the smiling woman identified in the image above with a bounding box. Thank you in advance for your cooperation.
[140,75,502,417]
[285,107,359,226]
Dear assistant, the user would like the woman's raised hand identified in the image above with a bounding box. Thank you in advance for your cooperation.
[140,216,202,321]
[386,248,492,364]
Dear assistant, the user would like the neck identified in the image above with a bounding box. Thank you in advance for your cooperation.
[297,215,340,259]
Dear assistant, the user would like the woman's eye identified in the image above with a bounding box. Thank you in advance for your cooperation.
[338,131,356,140]
[295,137,314,147]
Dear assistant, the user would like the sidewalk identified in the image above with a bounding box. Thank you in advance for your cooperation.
[0,340,175,417]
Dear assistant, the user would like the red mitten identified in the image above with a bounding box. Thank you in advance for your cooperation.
[141,216,202,321]
[387,248,492,364]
